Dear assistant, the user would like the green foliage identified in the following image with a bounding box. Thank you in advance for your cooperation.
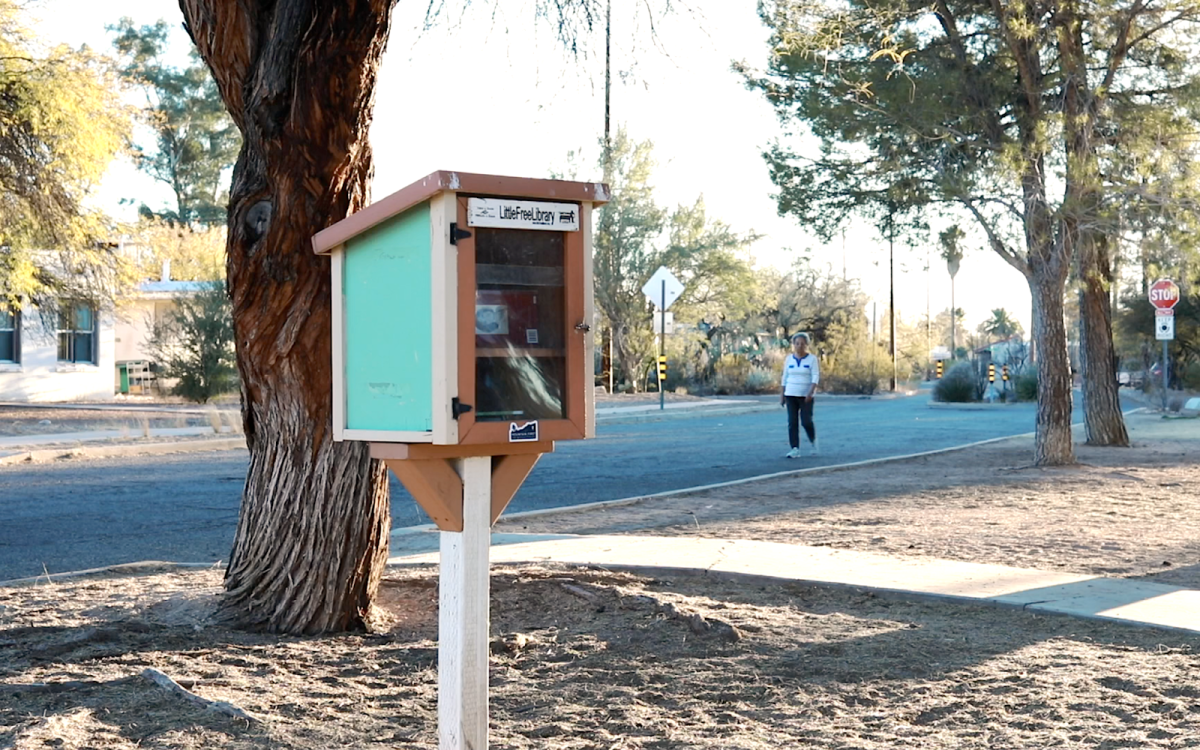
[940,226,964,278]
[109,18,240,227]
[933,362,979,403]
[126,220,226,282]
[147,282,237,403]
[1014,367,1038,402]
[591,128,757,391]
[979,309,1023,340]
[0,0,134,304]
[1183,362,1200,391]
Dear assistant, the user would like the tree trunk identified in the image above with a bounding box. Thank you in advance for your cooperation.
[1029,272,1075,465]
[611,321,641,391]
[1056,2,1129,450]
[1077,235,1130,446]
[180,0,395,633]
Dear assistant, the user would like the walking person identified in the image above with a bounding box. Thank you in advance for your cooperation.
[780,332,820,458]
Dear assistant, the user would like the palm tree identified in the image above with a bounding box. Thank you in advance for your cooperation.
[980,308,1022,340]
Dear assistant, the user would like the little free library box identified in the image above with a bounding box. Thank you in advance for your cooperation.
[315,172,610,749]
[312,170,608,449]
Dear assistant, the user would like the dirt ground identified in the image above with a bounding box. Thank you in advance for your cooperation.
[3,411,1200,748]
[0,407,232,440]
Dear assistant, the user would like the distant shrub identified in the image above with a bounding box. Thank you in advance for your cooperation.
[712,355,751,394]
[933,362,978,402]
[744,366,777,394]
[1014,367,1037,401]
[147,282,237,404]
[1183,361,1200,391]
[821,346,887,395]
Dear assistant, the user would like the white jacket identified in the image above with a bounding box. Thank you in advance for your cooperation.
[781,353,819,396]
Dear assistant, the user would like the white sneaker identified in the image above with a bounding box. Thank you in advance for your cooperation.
[809,439,820,456]
[785,448,802,458]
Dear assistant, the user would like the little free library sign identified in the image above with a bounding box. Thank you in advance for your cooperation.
[468,197,580,231]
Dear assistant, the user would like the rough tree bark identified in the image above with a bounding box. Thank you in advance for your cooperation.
[1059,0,1129,448]
[178,0,395,633]
[1028,271,1075,465]
[1077,235,1130,446]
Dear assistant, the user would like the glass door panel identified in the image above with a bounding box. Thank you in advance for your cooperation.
[473,227,567,422]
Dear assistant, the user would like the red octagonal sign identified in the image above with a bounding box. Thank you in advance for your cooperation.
[1149,278,1180,310]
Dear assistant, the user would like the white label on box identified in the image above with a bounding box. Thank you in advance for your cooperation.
[468,198,579,231]
[509,421,539,442]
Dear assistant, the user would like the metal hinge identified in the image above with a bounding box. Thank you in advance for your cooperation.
[449,223,472,245]
[452,397,473,419]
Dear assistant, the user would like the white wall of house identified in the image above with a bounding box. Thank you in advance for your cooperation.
[114,298,173,362]
[0,307,117,402]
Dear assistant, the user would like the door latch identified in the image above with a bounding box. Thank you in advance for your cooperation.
[574,322,591,333]
[452,398,473,419]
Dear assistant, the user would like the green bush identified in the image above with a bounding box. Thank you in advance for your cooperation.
[1183,361,1200,391]
[147,282,238,404]
[1014,367,1037,401]
[933,362,978,402]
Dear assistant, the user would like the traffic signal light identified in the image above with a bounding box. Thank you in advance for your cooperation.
[657,355,667,382]
[988,363,996,383]
[935,360,944,379]
[1002,364,1009,382]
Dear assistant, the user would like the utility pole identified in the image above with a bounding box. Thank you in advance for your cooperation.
[872,301,877,389]
[603,0,613,394]
[926,243,931,371]
[888,204,897,392]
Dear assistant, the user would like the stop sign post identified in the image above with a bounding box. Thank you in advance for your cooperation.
[1149,279,1179,404]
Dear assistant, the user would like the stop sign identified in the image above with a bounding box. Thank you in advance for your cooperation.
[1149,278,1180,310]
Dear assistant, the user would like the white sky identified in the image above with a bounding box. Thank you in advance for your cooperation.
[36,0,1032,337]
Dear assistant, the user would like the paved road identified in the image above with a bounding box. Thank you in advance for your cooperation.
[0,392,1092,580]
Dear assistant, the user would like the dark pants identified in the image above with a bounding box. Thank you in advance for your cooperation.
[785,396,815,448]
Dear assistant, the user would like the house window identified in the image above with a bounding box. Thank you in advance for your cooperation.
[0,307,17,363]
[57,302,97,364]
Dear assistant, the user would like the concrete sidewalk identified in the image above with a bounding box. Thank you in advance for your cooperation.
[388,530,1200,636]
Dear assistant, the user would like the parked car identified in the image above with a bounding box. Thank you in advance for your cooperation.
[1117,370,1145,388]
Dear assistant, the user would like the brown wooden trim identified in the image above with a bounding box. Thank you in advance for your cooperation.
[370,441,554,460]
[382,458,464,532]
[313,170,609,255]
[490,452,541,523]
[455,196,479,440]
[563,225,587,436]
[460,419,584,444]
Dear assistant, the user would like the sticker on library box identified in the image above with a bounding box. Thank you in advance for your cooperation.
[525,328,539,345]
[509,421,539,442]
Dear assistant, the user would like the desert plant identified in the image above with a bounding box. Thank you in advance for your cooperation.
[744,366,777,394]
[821,356,884,394]
[933,362,978,402]
[712,354,752,394]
